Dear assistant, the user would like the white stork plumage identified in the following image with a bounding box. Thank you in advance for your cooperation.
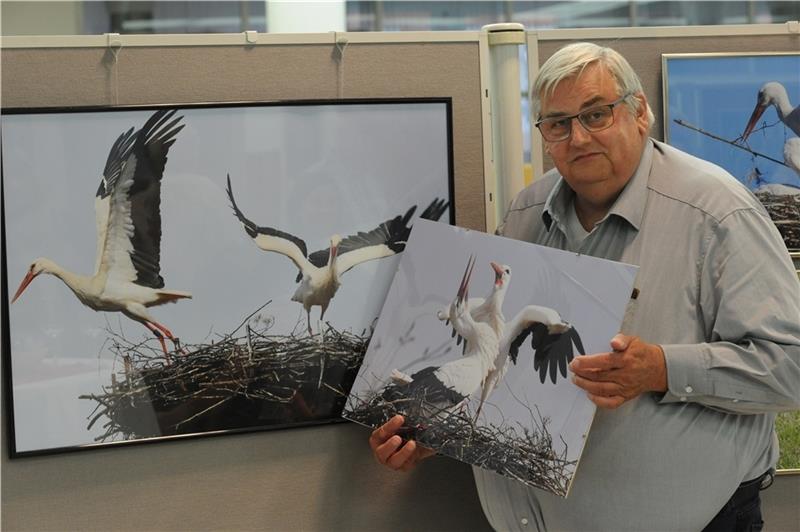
[435,260,585,420]
[741,81,800,140]
[226,175,448,335]
[784,137,800,177]
[382,255,499,421]
[437,261,510,354]
[12,110,191,360]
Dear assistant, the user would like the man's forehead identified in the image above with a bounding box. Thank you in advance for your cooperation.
[540,66,619,114]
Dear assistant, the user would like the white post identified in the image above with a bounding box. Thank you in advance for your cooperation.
[482,23,526,229]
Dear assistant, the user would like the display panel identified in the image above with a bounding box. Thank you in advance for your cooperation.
[1,99,453,456]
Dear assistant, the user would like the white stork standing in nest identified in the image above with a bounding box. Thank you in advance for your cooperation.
[436,261,585,420]
[383,255,499,422]
[11,109,191,361]
[226,174,448,335]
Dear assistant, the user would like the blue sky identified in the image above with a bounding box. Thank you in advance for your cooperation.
[665,53,800,189]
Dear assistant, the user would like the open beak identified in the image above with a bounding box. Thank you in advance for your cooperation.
[457,255,476,305]
[12,271,36,304]
[741,103,766,142]
[490,261,504,286]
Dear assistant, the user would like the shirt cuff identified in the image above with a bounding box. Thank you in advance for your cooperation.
[659,343,712,404]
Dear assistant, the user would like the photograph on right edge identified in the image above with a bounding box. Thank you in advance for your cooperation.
[344,220,638,497]
[663,52,800,251]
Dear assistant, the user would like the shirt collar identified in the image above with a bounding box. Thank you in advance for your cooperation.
[542,138,653,232]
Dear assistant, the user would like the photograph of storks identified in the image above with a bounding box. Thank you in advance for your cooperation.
[2,101,453,455]
[345,219,637,496]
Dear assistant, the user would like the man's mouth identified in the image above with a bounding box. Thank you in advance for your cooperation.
[571,152,601,163]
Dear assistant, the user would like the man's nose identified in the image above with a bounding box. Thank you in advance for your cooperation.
[569,118,592,145]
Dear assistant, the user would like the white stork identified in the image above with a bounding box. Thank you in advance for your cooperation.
[226,175,448,335]
[382,255,499,420]
[437,261,511,353]
[741,81,800,140]
[12,110,191,360]
[435,260,585,420]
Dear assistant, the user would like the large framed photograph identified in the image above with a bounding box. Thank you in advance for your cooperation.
[344,220,637,496]
[662,52,800,252]
[1,99,453,457]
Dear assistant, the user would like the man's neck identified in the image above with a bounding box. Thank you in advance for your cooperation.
[573,196,612,232]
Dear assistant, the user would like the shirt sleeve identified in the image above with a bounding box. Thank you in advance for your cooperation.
[660,207,800,414]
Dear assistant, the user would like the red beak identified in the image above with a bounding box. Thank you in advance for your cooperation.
[490,261,504,286]
[12,270,36,304]
[741,103,766,142]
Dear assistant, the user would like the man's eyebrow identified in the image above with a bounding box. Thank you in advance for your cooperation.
[541,95,607,118]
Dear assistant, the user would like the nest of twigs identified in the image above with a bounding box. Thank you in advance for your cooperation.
[80,305,369,442]
[344,390,577,496]
[756,190,800,249]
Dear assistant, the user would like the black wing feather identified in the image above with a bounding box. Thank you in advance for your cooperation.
[97,126,136,198]
[226,174,309,261]
[382,366,466,417]
[419,197,449,221]
[511,322,585,384]
[101,110,184,289]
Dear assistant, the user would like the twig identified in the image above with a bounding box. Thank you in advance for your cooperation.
[673,119,788,167]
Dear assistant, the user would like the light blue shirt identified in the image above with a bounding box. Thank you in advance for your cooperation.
[474,139,800,531]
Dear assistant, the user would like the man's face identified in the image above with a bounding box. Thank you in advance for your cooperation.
[540,63,649,210]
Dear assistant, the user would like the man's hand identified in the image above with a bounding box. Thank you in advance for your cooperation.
[569,334,667,409]
[369,415,436,472]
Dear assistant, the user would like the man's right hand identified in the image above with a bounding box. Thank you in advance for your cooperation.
[369,415,436,472]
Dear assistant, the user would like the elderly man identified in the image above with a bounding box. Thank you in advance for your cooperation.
[369,42,800,531]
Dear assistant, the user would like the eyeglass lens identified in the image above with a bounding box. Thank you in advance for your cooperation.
[539,105,616,141]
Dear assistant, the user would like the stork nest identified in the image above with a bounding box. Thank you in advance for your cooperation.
[344,389,577,496]
[755,190,800,250]
[80,306,369,442]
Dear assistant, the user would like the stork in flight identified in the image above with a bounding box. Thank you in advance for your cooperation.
[438,260,585,420]
[226,175,448,335]
[12,110,191,360]
[383,255,499,420]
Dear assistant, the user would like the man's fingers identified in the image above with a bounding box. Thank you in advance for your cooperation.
[588,393,626,409]
[570,353,624,373]
[369,415,404,450]
[388,439,419,471]
[373,434,405,465]
[572,374,621,397]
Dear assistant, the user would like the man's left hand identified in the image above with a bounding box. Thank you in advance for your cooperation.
[569,334,668,409]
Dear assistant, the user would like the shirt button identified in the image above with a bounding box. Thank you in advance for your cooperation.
[680,396,687,402]
[521,518,529,526]
[684,385,693,394]
[733,399,739,403]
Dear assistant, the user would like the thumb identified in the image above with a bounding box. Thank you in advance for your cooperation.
[610,333,630,352]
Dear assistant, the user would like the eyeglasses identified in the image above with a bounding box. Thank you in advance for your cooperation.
[535,94,632,142]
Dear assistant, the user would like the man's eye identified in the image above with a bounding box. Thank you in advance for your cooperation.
[583,110,608,123]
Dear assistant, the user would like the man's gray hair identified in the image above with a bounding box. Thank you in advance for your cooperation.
[533,42,655,129]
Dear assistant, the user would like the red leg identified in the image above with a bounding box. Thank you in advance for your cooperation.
[149,320,187,355]
[143,321,171,363]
